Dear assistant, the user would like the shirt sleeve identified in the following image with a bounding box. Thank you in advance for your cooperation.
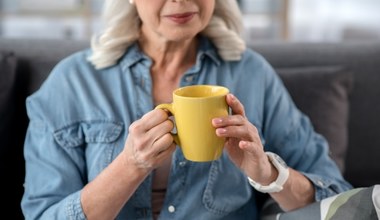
[258,56,353,201]
[21,68,88,219]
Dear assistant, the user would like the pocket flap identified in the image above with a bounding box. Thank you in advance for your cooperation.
[54,120,124,148]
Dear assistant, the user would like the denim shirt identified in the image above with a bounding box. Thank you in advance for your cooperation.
[21,37,352,220]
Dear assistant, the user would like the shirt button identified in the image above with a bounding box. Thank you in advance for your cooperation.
[185,75,194,82]
[168,205,176,213]
[317,180,324,187]
[179,161,187,167]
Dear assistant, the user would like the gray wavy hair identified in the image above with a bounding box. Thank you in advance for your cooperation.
[89,0,246,69]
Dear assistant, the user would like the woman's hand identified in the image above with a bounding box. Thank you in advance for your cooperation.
[82,109,176,219]
[212,94,276,185]
[123,109,176,173]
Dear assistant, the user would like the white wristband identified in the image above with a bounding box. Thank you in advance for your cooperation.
[247,152,289,193]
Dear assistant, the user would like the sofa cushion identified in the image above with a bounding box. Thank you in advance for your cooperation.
[0,52,17,151]
[0,52,25,218]
[277,66,353,173]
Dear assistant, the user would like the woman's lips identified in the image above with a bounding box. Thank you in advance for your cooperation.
[165,12,197,24]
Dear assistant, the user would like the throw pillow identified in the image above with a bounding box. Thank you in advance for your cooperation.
[261,185,380,220]
[277,66,353,173]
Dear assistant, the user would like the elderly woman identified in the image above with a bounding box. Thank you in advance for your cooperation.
[21,0,352,219]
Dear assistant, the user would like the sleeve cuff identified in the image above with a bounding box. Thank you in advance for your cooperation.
[302,172,353,201]
[66,190,87,220]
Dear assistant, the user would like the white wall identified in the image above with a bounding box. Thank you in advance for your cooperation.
[1,0,380,42]
[289,0,380,42]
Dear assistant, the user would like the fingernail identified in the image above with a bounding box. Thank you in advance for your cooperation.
[212,118,222,125]
[217,128,227,134]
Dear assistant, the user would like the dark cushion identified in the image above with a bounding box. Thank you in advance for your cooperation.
[0,52,17,151]
[277,66,354,173]
[0,52,25,218]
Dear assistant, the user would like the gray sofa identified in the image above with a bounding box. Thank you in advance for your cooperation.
[1,38,380,218]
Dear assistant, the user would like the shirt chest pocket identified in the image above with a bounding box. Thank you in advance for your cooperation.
[53,120,124,178]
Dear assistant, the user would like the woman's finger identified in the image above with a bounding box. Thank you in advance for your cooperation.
[226,94,246,117]
[146,119,174,142]
[133,109,169,132]
[155,143,176,164]
[212,114,246,128]
[153,133,175,155]
[215,124,257,141]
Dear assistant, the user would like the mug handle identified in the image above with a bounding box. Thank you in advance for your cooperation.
[155,104,180,146]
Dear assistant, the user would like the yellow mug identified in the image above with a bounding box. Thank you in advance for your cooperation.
[155,85,229,162]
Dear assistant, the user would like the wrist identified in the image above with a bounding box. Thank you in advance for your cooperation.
[121,150,151,179]
[247,152,289,193]
[249,154,278,185]
[262,161,279,185]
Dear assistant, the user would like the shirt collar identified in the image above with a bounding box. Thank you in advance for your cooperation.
[197,35,221,66]
[119,35,221,71]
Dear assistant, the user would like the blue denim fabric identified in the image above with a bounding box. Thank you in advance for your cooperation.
[21,37,352,220]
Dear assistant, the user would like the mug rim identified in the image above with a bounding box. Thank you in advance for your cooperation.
[173,85,229,99]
